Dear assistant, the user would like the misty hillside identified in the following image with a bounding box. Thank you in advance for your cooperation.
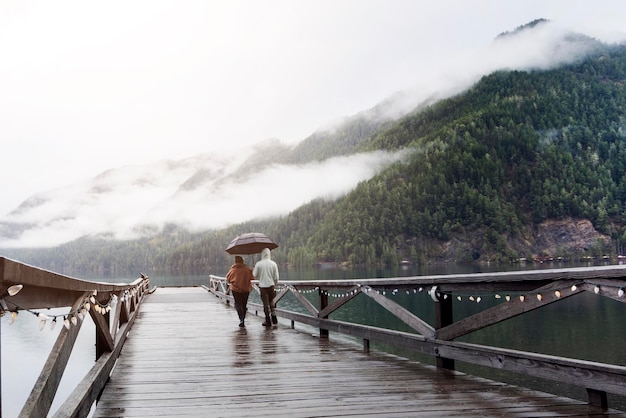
[3,20,626,274]
[0,141,405,249]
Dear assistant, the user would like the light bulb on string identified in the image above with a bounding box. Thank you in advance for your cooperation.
[537,294,543,301]
[555,290,561,298]
[505,295,511,302]
[9,311,18,325]
[457,296,462,301]
[71,316,78,326]
[571,285,578,291]
[38,314,49,331]
[476,296,481,303]
[619,288,625,298]
[6,284,23,296]
[64,316,71,329]
[519,295,525,302]
[594,286,600,294]
[495,294,501,299]
[50,317,57,331]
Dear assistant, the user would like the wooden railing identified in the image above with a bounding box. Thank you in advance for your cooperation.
[0,257,150,418]
[209,264,626,409]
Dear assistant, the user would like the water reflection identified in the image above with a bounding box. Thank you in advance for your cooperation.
[231,328,253,368]
[260,328,278,364]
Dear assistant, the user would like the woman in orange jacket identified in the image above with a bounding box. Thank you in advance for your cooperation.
[226,256,254,327]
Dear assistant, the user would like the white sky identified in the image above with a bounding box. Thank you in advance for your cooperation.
[1,0,626,218]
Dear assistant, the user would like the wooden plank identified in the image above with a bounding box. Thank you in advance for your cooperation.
[436,339,626,396]
[93,287,624,417]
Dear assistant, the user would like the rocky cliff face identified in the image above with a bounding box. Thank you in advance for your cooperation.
[532,218,611,259]
[433,217,611,263]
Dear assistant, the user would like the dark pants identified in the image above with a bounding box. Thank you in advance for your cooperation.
[260,286,276,318]
[232,291,250,321]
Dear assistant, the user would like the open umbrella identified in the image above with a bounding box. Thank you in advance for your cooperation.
[225,232,278,255]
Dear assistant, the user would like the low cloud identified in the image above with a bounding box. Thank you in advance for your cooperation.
[1,20,621,249]
[0,149,410,248]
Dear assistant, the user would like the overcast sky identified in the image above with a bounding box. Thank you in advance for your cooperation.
[2,0,626,219]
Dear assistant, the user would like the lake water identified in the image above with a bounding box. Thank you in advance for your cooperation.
[2,262,626,416]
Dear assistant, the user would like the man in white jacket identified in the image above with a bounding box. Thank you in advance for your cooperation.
[253,247,279,327]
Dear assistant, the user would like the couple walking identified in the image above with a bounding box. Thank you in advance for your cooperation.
[226,247,279,328]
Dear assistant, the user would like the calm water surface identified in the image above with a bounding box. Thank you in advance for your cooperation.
[2,262,625,416]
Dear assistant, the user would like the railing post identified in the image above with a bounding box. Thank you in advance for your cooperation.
[319,287,329,338]
[587,388,608,409]
[95,309,111,359]
[434,292,455,370]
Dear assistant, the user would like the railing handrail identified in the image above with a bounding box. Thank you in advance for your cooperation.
[1,256,144,311]
[208,264,626,409]
[216,264,626,287]
[0,257,149,418]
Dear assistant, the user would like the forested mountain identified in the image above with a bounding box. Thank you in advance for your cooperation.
[4,26,626,275]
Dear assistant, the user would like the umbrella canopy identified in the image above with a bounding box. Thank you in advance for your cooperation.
[225,232,278,255]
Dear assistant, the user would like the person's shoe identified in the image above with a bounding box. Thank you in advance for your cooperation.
[262,321,271,327]
[239,320,245,327]
[271,315,278,325]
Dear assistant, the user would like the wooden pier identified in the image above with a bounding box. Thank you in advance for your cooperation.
[4,258,626,417]
[93,287,625,417]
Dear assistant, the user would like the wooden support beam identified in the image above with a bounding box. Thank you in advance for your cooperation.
[273,286,290,304]
[436,280,582,341]
[290,288,319,316]
[362,286,436,338]
[580,280,626,303]
[318,286,361,318]
[91,306,114,358]
[19,294,88,418]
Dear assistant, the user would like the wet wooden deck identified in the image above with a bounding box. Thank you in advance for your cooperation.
[93,287,626,417]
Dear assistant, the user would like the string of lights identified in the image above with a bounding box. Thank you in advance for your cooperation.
[1,285,143,331]
[266,283,626,303]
